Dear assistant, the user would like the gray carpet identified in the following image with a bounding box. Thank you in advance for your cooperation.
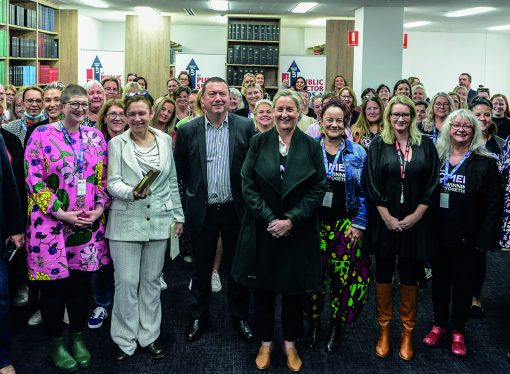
[9,251,510,373]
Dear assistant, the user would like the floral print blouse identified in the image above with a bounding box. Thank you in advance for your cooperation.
[25,123,110,280]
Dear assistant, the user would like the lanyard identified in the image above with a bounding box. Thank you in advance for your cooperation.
[443,151,471,187]
[432,127,438,144]
[395,139,410,180]
[58,121,85,175]
[20,116,27,132]
[321,137,343,180]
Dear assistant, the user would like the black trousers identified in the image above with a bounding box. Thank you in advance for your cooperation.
[39,270,92,340]
[430,247,477,333]
[254,289,303,342]
[375,255,423,286]
[190,203,249,320]
[472,250,486,299]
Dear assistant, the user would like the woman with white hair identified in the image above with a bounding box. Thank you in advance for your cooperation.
[422,109,502,357]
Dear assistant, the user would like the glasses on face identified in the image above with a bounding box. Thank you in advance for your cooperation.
[25,98,43,105]
[106,112,125,120]
[390,113,411,120]
[104,87,118,92]
[340,95,353,100]
[434,102,450,108]
[65,101,89,110]
[451,123,473,131]
[15,103,23,108]
[5,93,14,97]
[324,118,344,125]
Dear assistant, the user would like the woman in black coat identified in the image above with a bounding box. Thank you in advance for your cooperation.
[232,89,326,372]
[422,109,502,357]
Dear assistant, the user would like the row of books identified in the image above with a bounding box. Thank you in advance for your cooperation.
[38,33,58,58]
[0,0,6,24]
[9,65,36,86]
[228,23,280,41]
[9,4,36,29]
[38,5,56,32]
[0,29,6,57]
[227,66,268,87]
[227,45,279,66]
[10,37,36,58]
[38,64,58,84]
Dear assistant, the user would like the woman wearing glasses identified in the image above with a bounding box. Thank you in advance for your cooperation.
[422,109,502,357]
[419,93,454,144]
[365,95,439,361]
[106,94,184,364]
[24,85,110,372]
[173,86,191,122]
[337,86,360,127]
[83,80,105,128]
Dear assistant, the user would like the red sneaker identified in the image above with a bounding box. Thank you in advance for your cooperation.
[423,325,447,347]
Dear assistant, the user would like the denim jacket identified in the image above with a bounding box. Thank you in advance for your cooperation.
[317,136,368,230]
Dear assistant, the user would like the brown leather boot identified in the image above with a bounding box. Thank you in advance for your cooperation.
[399,284,418,361]
[375,283,393,357]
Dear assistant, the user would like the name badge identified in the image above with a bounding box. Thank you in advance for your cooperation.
[440,192,449,209]
[77,179,87,196]
[322,191,333,208]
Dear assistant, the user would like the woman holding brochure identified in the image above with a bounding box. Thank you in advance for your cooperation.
[106,93,184,364]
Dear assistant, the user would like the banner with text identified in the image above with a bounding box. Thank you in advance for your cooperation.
[279,56,327,98]
[78,49,125,86]
[175,53,226,90]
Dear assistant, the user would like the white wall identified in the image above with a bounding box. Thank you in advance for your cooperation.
[77,15,103,51]
[304,27,326,51]
[171,25,226,54]
[403,31,510,98]
[102,22,125,51]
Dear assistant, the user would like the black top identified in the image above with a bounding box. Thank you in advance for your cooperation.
[494,116,510,140]
[307,107,317,119]
[349,110,360,128]
[365,135,440,258]
[235,107,250,118]
[435,154,502,252]
[319,152,347,220]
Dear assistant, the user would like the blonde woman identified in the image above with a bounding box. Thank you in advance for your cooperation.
[150,97,176,137]
[419,93,454,144]
[351,95,385,149]
[253,99,274,133]
[121,82,143,101]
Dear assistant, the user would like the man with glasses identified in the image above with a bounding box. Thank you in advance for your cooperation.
[101,77,121,101]
[2,85,48,147]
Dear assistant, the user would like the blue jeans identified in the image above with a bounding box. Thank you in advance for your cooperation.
[0,258,11,369]
[91,263,114,310]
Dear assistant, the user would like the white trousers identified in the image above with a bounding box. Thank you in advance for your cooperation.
[109,239,167,355]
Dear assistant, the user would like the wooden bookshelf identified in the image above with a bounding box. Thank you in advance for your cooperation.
[226,17,280,92]
[3,0,60,86]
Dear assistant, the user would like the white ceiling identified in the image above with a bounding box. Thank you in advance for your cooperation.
[54,0,510,33]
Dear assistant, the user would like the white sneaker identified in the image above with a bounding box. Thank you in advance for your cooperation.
[63,307,69,325]
[28,309,42,326]
[88,306,108,328]
[211,271,222,293]
[160,274,168,290]
[188,278,192,291]
[13,284,29,307]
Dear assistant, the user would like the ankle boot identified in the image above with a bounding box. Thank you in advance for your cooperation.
[48,337,78,373]
[375,283,393,357]
[70,332,91,369]
[304,317,321,349]
[399,284,418,361]
[324,318,342,353]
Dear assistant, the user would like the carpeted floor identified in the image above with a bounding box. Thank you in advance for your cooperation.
[9,250,510,373]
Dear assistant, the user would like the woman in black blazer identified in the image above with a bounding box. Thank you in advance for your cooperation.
[422,109,502,357]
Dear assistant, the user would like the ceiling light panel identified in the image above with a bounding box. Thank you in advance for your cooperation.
[210,1,229,11]
[404,21,431,28]
[80,0,109,8]
[291,2,318,14]
[445,7,495,18]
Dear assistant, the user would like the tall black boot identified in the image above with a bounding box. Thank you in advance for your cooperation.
[304,317,321,349]
[325,318,342,353]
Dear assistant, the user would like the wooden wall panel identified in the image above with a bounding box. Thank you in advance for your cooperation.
[325,20,354,91]
[58,9,78,84]
[125,15,170,99]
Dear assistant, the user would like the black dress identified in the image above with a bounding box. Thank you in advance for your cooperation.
[365,135,440,258]
[494,116,510,140]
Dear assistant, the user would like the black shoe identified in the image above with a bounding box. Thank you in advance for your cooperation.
[232,318,254,342]
[470,305,484,319]
[145,340,165,359]
[304,318,321,349]
[324,318,342,353]
[112,346,130,365]
[186,318,207,342]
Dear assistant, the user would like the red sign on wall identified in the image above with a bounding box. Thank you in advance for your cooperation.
[403,33,408,49]
[348,30,359,47]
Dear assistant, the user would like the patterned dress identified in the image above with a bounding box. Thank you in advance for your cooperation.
[25,123,110,280]
[498,137,510,249]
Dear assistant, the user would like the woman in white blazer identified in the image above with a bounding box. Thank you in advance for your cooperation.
[106,93,184,364]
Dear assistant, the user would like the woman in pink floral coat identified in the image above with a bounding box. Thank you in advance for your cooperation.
[24,85,109,372]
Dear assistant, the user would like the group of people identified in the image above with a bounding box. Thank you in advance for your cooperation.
[0,70,509,373]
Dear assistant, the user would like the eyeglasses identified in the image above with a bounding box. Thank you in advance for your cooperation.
[104,87,119,92]
[451,124,473,131]
[5,93,14,97]
[24,98,43,104]
[340,95,353,100]
[65,101,89,110]
[15,103,23,108]
[390,113,411,119]
[434,102,450,108]
[106,112,125,119]
[125,91,151,98]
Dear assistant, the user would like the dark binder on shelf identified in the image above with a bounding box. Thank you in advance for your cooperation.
[233,44,241,64]
[227,47,234,64]
[240,24,247,40]
[241,45,247,64]
[267,46,273,66]
[247,24,253,40]
[260,46,267,65]
[247,46,254,65]
[273,46,279,65]
[233,69,239,86]
[253,45,260,65]
[260,25,266,41]
[276,25,280,41]
[253,25,259,40]
[271,25,276,41]
[227,67,233,85]
[266,24,272,41]
[228,24,233,39]
[235,23,240,40]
